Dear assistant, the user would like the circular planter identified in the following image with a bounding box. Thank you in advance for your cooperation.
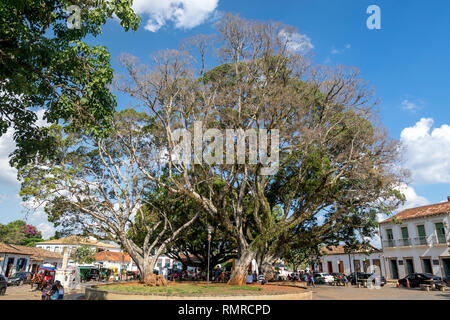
[85,282,312,300]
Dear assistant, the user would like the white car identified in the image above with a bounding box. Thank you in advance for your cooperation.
[313,273,334,284]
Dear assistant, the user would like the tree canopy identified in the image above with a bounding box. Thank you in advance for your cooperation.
[0,0,140,167]
[0,220,43,246]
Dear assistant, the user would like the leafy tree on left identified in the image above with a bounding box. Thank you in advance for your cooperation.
[0,220,43,246]
[0,0,140,167]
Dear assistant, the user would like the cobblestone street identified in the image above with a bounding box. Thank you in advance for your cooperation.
[0,282,100,300]
[311,284,450,300]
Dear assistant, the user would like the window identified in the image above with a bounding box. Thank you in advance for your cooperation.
[400,227,410,246]
[386,229,394,247]
[435,222,446,244]
[416,225,427,245]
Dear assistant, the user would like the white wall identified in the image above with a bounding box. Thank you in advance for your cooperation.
[0,254,31,276]
[379,213,450,279]
[318,252,386,277]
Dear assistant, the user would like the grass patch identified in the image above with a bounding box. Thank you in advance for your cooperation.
[97,283,263,295]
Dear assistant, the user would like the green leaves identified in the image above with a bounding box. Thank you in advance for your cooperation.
[0,0,141,167]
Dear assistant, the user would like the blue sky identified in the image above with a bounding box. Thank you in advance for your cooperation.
[1,0,449,238]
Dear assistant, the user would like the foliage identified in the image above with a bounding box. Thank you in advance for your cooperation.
[71,244,96,264]
[0,220,43,246]
[117,13,407,284]
[0,0,140,167]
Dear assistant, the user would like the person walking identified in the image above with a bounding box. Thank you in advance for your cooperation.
[258,271,266,285]
[41,283,50,300]
[56,281,64,300]
[310,273,316,287]
[48,282,59,300]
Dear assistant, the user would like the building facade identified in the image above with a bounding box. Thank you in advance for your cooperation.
[0,243,63,276]
[379,198,450,279]
[36,236,121,260]
[314,245,387,276]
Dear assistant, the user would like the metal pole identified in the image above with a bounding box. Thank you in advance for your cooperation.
[207,228,211,286]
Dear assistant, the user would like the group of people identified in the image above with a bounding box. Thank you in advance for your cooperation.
[168,268,232,282]
[246,271,267,285]
[40,280,64,300]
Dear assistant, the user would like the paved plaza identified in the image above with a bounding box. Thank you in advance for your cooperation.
[1,282,449,300]
[311,284,450,300]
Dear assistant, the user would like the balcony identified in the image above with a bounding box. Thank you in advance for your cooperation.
[397,238,412,247]
[412,236,429,246]
[383,240,396,248]
[432,234,449,245]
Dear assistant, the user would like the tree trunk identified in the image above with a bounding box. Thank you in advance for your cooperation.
[227,250,255,286]
[141,272,168,286]
[260,254,276,281]
[139,257,168,287]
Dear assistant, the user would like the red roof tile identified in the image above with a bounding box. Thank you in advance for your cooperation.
[95,251,131,263]
[321,244,381,255]
[380,199,450,224]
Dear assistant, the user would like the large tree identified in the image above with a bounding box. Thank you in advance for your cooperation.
[117,13,406,285]
[19,109,201,286]
[0,0,140,167]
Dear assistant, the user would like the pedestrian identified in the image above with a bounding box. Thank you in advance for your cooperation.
[246,271,253,284]
[48,282,59,300]
[56,280,64,300]
[258,271,266,285]
[220,271,225,283]
[41,282,50,300]
[252,271,257,283]
[310,273,316,287]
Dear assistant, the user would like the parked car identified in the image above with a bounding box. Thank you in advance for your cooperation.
[313,272,334,284]
[0,275,7,295]
[348,272,386,286]
[7,271,32,286]
[347,272,366,285]
[399,273,445,288]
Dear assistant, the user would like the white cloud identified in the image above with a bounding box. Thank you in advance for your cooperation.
[401,99,417,111]
[132,0,219,32]
[376,184,430,223]
[279,29,314,54]
[331,44,351,55]
[0,109,48,187]
[400,118,450,184]
[0,128,19,186]
[37,222,55,239]
[396,184,430,210]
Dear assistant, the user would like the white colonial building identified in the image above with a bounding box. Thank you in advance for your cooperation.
[1,243,63,276]
[379,198,450,279]
[313,245,387,276]
[36,236,121,257]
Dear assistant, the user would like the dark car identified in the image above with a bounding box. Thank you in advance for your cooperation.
[347,272,366,284]
[7,271,32,286]
[444,276,449,286]
[399,273,445,288]
[0,275,7,295]
[348,272,386,286]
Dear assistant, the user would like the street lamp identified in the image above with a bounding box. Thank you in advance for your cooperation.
[207,226,213,286]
